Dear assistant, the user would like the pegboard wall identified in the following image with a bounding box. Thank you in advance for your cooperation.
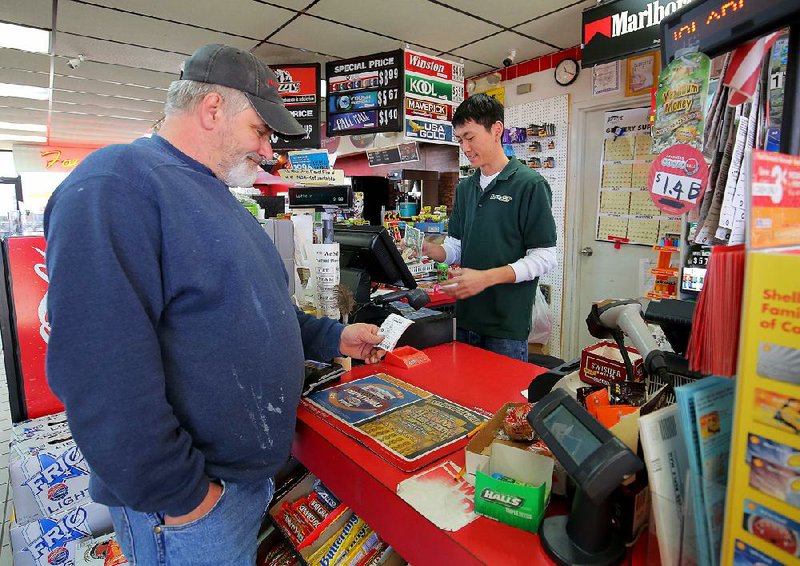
[505,94,569,357]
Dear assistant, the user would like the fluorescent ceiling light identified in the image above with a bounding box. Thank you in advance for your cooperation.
[0,83,50,100]
[320,79,327,98]
[0,23,50,54]
[0,134,47,143]
[0,121,46,132]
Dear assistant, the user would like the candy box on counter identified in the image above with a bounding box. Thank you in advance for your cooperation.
[10,443,92,524]
[74,534,128,565]
[580,341,644,386]
[11,501,113,566]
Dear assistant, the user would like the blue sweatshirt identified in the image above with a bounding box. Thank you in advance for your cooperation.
[44,135,343,516]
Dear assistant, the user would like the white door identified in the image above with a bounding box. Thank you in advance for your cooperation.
[566,104,655,356]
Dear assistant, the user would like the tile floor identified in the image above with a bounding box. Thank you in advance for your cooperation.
[0,351,14,565]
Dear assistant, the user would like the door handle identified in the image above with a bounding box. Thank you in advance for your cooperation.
[580,247,593,256]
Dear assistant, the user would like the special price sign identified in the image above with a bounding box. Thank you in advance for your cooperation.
[648,143,709,215]
[325,50,404,136]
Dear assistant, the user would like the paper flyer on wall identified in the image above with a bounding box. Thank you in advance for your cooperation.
[301,373,486,472]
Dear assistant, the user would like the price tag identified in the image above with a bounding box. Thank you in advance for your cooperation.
[648,144,709,215]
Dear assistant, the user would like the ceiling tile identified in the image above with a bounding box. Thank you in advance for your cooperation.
[0,68,50,89]
[83,0,295,43]
[55,59,174,90]
[453,31,551,72]
[513,1,591,49]
[57,1,254,58]
[53,75,166,104]
[55,34,186,74]
[0,106,49,125]
[0,0,53,29]
[269,15,399,60]
[433,0,570,27]
[52,89,164,115]
[308,0,500,53]
[0,49,52,74]
[251,43,330,67]
[463,61,494,77]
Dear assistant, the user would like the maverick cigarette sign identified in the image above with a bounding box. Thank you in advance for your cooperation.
[582,0,698,67]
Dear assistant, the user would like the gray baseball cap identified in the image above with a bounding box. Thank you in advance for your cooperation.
[180,44,306,139]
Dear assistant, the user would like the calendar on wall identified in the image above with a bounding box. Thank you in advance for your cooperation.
[595,107,678,246]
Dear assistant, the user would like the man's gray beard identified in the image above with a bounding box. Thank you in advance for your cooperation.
[220,158,258,188]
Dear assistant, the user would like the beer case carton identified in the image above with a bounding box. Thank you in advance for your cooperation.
[10,430,75,464]
[11,412,71,448]
[580,341,644,386]
[74,534,128,565]
[11,501,113,566]
[10,443,92,524]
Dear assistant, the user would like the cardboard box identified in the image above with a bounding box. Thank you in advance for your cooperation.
[10,430,75,463]
[74,534,127,565]
[474,443,553,533]
[11,413,71,448]
[580,341,644,386]
[11,501,113,566]
[10,443,93,524]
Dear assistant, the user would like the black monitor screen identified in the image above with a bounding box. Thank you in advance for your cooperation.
[334,225,417,290]
[543,406,603,466]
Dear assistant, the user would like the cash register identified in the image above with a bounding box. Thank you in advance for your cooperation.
[333,225,453,350]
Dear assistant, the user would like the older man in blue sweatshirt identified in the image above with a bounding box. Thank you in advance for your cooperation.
[44,45,384,565]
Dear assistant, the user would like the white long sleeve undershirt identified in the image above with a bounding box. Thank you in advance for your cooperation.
[440,236,557,283]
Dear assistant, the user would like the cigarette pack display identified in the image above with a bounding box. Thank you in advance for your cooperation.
[11,502,113,566]
[580,341,644,386]
[10,443,92,524]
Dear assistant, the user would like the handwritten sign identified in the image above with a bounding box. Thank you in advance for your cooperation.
[648,144,709,215]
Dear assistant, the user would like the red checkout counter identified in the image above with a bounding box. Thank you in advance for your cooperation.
[293,342,544,564]
[292,342,649,565]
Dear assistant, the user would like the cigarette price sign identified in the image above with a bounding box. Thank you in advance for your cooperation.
[402,49,463,146]
[648,143,708,215]
[326,50,404,136]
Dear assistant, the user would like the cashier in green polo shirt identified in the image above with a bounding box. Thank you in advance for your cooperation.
[423,94,557,362]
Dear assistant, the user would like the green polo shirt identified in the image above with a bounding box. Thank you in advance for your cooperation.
[449,157,557,340]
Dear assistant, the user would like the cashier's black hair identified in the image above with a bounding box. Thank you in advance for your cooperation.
[452,93,504,131]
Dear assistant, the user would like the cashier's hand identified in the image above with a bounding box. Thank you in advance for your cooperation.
[441,268,492,299]
[340,323,386,364]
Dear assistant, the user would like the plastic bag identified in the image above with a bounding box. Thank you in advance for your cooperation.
[529,286,552,344]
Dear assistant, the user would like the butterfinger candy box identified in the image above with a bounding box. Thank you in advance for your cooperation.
[580,341,644,386]
[11,501,113,566]
[10,443,93,524]
[74,534,128,565]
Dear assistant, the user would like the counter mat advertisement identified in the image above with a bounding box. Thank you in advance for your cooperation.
[301,373,486,471]
[595,107,683,246]
[326,50,404,137]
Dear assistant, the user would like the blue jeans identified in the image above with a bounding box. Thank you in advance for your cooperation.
[109,478,274,566]
[457,328,528,362]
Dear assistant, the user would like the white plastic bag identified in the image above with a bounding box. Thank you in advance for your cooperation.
[529,286,552,344]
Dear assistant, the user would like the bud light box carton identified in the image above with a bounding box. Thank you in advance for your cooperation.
[11,501,113,566]
[11,412,72,448]
[580,341,644,386]
[10,443,92,524]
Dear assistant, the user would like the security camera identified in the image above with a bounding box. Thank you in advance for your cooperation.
[502,49,517,68]
[67,55,85,70]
